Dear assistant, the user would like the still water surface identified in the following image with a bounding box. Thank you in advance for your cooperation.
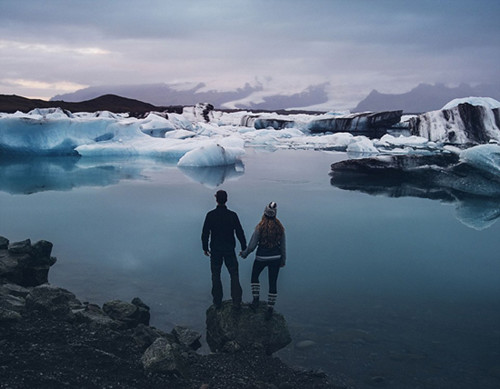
[1,149,499,388]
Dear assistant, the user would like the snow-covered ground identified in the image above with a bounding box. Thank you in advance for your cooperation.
[1,97,499,174]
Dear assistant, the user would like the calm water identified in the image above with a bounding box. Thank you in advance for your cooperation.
[1,149,500,388]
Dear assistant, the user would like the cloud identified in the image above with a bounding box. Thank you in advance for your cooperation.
[0,0,499,104]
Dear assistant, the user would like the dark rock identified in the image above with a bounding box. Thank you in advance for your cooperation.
[0,238,56,287]
[141,337,190,377]
[0,283,31,298]
[0,293,25,313]
[1,236,339,389]
[31,240,53,259]
[0,236,8,249]
[102,298,150,328]
[8,239,32,255]
[206,301,291,355]
[73,303,120,329]
[172,325,202,351]
[132,323,171,349]
[0,307,22,322]
[25,284,82,318]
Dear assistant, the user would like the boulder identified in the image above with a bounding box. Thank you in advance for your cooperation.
[132,323,171,349]
[0,236,8,250]
[102,298,150,328]
[25,284,82,318]
[0,307,22,322]
[0,238,56,287]
[172,325,202,351]
[0,293,25,313]
[206,301,291,355]
[141,337,190,377]
[73,303,120,330]
[0,283,31,298]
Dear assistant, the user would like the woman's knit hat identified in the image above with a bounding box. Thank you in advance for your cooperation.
[264,202,277,218]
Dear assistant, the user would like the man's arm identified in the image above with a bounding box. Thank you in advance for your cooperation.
[201,214,211,255]
[234,214,247,251]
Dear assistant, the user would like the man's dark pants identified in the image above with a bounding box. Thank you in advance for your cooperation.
[210,250,242,306]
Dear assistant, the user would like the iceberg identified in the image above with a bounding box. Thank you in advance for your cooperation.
[177,143,245,167]
[459,144,500,175]
[442,97,500,110]
[409,97,500,145]
[1,96,500,167]
[330,145,500,229]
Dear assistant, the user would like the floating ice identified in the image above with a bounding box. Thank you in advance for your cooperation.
[2,96,499,164]
[411,97,500,145]
[441,96,500,110]
[177,143,245,167]
[459,144,500,176]
[346,136,379,154]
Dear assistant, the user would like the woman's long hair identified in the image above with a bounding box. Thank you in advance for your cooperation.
[257,215,284,248]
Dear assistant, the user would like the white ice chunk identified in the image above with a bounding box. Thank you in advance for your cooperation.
[177,143,245,167]
[164,130,196,139]
[442,97,500,110]
[459,144,500,176]
[346,137,379,154]
[377,134,429,147]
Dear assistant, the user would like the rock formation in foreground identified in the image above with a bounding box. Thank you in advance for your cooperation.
[1,236,341,389]
[206,301,291,355]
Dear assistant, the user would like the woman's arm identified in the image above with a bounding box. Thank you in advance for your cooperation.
[280,231,287,266]
[240,228,260,258]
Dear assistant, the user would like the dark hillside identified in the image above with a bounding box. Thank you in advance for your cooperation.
[0,94,183,115]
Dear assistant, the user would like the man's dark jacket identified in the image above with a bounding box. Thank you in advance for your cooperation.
[202,205,247,253]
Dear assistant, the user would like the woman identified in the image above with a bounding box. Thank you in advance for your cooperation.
[240,202,286,320]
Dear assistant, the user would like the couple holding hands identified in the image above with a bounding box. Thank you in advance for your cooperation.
[202,190,286,320]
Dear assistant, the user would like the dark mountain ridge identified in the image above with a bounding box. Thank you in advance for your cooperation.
[0,94,183,115]
[0,94,324,116]
[51,82,330,111]
[354,83,500,113]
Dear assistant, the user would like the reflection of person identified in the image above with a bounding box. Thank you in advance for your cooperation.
[240,202,286,320]
[202,190,247,309]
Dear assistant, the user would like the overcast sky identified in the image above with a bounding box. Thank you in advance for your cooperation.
[1,0,499,108]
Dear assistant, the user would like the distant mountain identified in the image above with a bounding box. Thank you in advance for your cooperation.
[51,82,330,111]
[353,83,500,113]
[0,94,182,115]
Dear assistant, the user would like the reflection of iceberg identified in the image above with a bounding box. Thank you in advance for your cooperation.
[455,198,500,230]
[0,156,146,194]
[179,162,244,188]
[330,146,500,229]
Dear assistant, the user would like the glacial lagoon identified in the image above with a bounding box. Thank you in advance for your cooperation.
[1,149,500,388]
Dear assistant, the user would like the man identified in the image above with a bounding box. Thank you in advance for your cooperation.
[202,190,247,309]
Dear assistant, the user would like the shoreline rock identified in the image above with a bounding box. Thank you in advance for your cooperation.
[0,236,344,388]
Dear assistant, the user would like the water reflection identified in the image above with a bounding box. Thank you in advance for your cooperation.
[330,155,500,230]
[178,161,244,188]
[0,156,244,194]
[0,156,148,194]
